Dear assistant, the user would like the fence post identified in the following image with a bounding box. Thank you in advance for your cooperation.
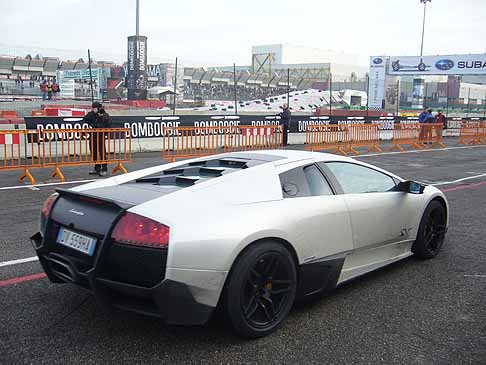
[233,63,238,115]
[329,72,332,116]
[446,79,450,117]
[396,79,400,115]
[173,57,178,115]
[287,68,290,110]
[483,90,486,119]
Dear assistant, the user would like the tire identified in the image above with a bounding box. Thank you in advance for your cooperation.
[223,241,297,338]
[412,201,447,259]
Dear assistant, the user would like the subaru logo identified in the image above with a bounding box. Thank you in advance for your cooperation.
[435,59,454,71]
[373,58,383,65]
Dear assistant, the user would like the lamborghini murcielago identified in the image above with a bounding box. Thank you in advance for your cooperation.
[32,150,448,337]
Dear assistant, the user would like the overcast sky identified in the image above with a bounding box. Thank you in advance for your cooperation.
[1,0,485,66]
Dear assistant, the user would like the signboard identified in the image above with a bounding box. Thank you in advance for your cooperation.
[57,68,103,99]
[24,115,479,143]
[389,54,486,75]
[412,78,425,109]
[127,35,148,100]
[368,56,386,110]
[384,76,399,112]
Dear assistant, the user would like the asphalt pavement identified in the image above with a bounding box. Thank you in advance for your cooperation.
[1,143,485,364]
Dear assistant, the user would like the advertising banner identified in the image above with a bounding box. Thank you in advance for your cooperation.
[25,114,479,142]
[412,78,425,109]
[127,35,148,100]
[384,75,399,113]
[389,54,486,75]
[57,68,103,99]
[368,56,387,110]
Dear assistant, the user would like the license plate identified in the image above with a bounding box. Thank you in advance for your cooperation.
[56,228,97,256]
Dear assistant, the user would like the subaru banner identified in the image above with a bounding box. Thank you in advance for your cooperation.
[389,54,486,75]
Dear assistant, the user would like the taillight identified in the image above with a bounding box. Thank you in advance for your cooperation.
[111,212,170,249]
[41,193,59,218]
[40,192,59,233]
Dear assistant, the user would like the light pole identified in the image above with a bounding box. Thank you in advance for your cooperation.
[420,0,431,57]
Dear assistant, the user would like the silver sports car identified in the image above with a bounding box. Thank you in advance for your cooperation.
[31,150,448,338]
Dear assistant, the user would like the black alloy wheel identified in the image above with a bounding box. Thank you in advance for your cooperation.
[413,201,447,259]
[223,241,297,338]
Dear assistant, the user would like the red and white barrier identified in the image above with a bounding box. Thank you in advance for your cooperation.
[44,108,86,117]
[0,133,20,145]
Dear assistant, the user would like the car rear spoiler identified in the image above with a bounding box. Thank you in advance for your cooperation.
[56,188,134,210]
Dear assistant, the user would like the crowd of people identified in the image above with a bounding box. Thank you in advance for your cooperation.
[418,107,447,142]
[40,79,60,100]
[183,82,289,101]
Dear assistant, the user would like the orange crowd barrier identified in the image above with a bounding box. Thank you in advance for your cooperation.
[161,125,282,161]
[347,124,382,155]
[419,123,446,148]
[0,129,41,184]
[482,122,486,144]
[458,121,483,145]
[40,128,132,182]
[0,111,18,118]
[305,124,351,155]
[390,123,424,152]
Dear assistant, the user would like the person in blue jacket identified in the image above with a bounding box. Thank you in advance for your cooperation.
[418,107,428,123]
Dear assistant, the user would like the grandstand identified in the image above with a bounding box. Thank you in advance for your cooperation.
[0,54,368,107]
[190,88,367,113]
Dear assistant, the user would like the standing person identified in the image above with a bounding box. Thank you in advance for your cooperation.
[47,82,53,100]
[434,110,446,142]
[40,81,47,100]
[424,108,435,144]
[52,82,59,100]
[436,110,446,129]
[418,107,428,142]
[83,102,111,176]
[278,103,291,146]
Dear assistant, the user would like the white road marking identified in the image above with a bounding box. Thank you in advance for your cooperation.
[356,144,486,158]
[0,179,97,192]
[0,256,39,268]
[464,274,486,278]
[431,173,486,186]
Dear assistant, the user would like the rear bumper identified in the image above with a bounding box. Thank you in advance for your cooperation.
[31,232,214,326]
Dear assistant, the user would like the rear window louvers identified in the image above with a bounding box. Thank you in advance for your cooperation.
[132,155,282,189]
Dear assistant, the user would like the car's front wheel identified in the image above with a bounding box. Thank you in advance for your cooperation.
[223,241,297,338]
[412,200,447,259]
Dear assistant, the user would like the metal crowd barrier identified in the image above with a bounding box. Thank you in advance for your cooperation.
[458,121,486,145]
[0,129,41,184]
[40,128,132,182]
[305,125,351,155]
[161,125,282,161]
[390,123,424,151]
[0,128,132,184]
[305,124,381,156]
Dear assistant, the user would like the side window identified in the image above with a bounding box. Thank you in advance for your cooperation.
[303,165,333,196]
[325,162,396,194]
[279,167,310,198]
[279,164,334,198]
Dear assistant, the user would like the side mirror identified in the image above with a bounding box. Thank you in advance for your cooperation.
[397,181,425,194]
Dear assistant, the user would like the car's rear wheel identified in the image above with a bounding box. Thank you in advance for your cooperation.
[223,241,297,338]
[412,201,447,259]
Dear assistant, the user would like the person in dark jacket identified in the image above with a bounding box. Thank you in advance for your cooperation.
[278,103,291,146]
[436,110,446,128]
[84,102,111,176]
